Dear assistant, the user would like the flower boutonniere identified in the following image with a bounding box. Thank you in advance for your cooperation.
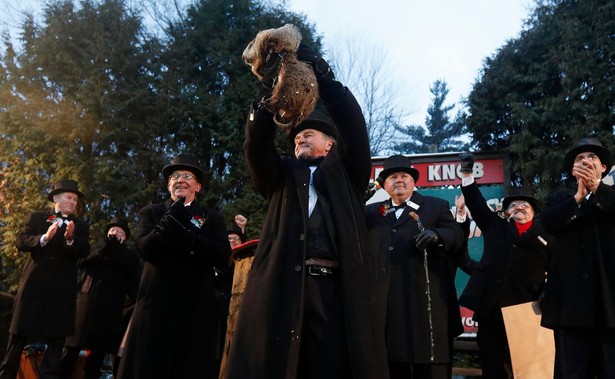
[191,214,207,229]
[47,214,61,224]
[378,203,396,217]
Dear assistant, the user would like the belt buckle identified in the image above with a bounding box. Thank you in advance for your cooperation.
[307,265,333,276]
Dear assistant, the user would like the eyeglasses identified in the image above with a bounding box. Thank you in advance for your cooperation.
[508,202,531,209]
[228,236,241,242]
[169,173,195,181]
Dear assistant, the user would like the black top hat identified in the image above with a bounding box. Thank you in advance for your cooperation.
[48,179,84,201]
[287,111,338,143]
[378,155,420,184]
[502,187,539,212]
[563,137,612,178]
[162,154,206,183]
[105,216,131,240]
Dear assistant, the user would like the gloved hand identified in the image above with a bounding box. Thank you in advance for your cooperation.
[167,196,191,225]
[296,43,334,82]
[261,49,285,89]
[155,213,195,249]
[459,153,475,174]
[414,229,440,250]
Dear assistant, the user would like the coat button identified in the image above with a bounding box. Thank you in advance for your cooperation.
[388,246,394,251]
[294,265,302,272]
[380,268,388,274]
[392,228,397,233]
[299,234,305,241]
[582,273,589,279]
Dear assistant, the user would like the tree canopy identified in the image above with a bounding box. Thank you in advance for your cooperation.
[0,0,321,290]
[466,0,614,195]
[395,79,470,154]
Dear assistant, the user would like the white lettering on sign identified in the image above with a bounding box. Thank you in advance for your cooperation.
[429,163,485,182]
[462,317,479,327]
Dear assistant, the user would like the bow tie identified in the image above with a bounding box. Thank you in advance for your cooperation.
[299,156,325,166]
[391,204,406,211]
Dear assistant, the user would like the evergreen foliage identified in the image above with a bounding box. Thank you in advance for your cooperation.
[466,0,615,195]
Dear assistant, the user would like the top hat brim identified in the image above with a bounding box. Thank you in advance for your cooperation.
[564,144,612,178]
[47,189,84,202]
[379,167,420,184]
[502,195,539,212]
[105,222,131,240]
[162,164,206,183]
[287,113,338,143]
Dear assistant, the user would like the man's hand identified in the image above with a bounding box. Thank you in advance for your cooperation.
[167,197,191,225]
[296,43,334,81]
[235,214,248,233]
[459,153,474,174]
[44,221,60,243]
[414,229,440,250]
[64,220,75,241]
[455,194,466,218]
[572,159,600,195]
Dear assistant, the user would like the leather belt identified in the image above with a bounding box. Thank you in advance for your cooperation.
[305,257,338,276]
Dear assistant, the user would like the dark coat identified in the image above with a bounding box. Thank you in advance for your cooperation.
[365,193,464,364]
[226,87,389,379]
[65,239,141,351]
[11,210,90,336]
[459,182,552,321]
[540,182,615,329]
[117,200,230,379]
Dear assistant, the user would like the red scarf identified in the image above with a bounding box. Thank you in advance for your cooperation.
[515,220,533,235]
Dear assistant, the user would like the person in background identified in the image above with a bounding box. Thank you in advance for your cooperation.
[117,154,230,379]
[458,153,552,379]
[365,154,463,379]
[226,43,388,378]
[62,217,141,379]
[0,179,90,379]
[540,137,615,378]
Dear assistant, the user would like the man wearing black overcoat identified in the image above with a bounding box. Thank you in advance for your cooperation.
[458,153,552,379]
[116,154,230,379]
[0,179,90,379]
[225,45,388,379]
[540,137,615,378]
[365,155,463,379]
[62,217,141,379]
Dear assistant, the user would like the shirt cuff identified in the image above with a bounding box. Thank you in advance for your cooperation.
[40,235,48,247]
[461,176,475,187]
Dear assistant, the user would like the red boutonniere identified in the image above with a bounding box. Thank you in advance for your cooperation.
[191,214,207,228]
[378,203,392,217]
[47,214,60,223]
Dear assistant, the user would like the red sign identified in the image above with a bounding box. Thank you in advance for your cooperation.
[460,306,479,334]
[372,157,505,187]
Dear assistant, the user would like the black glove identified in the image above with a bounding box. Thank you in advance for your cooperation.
[167,196,191,225]
[459,153,475,174]
[261,49,285,89]
[155,213,195,249]
[414,229,440,250]
[296,43,334,81]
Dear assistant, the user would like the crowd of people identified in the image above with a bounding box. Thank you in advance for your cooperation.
[0,38,614,379]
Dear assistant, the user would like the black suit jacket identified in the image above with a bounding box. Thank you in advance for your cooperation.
[12,210,90,336]
[365,192,463,364]
[459,182,552,321]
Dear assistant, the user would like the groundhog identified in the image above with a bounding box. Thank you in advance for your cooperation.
[242,24,318,131]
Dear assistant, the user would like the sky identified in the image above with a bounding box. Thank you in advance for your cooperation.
[1,0,534,125]
[286,0,533,124]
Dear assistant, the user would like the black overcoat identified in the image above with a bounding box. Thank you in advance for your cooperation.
[65,240,141,351]
[226,87,389,379]
[117,200,230,379]
[459,182,552,321]
[365,193,463,363]
[11,210,90,336]
[540,182,615,329]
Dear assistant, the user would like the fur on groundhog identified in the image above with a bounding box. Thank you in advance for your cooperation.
[242,24,318,131]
